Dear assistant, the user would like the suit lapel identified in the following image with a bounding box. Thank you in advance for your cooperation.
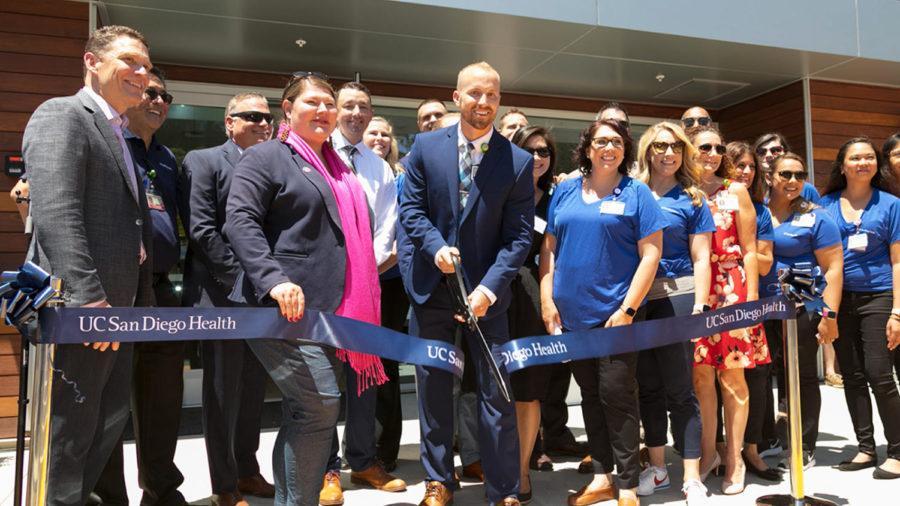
[289,151,343,230]
[444,128,461,225]
[221,140,240,168]
[460,131,503,224]
[78,90,140,205]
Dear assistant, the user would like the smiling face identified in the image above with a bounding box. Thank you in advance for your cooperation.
[757,139,786,172]
[524,134,551,183]
[336,87,373,144]
[648,128,684,180]
[83,35,151,113]
[771,158,806,202]
[453,66,501,133]
[363,119,392,160]
[283,83,338,148]
[227,97,273,150]
[588,124,625,174]
[735,153,757,187]
[416,101,447,132]
[499,112,528,140]
[693,130,724,175]
[125,73,168,135]
[842,142,878,186]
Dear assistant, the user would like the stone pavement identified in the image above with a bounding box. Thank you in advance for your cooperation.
[1,385,896,505]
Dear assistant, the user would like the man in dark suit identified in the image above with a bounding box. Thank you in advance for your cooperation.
[180,92,275,506]
[22,25,154,505]
[399,61,534,506]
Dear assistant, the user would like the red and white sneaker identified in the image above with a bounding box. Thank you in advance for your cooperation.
[637,465,670,496]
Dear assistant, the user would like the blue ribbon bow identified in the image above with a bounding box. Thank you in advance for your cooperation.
[777,262,827,314]
[1,261,61,331]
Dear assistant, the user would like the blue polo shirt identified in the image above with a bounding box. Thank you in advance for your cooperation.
[760,208,841,296]
[801,182,820,204]
[124,130,180,274]
[755,202,775,242]
[655,186,716,279]
[820,189,900,292]
[547,176,667,330]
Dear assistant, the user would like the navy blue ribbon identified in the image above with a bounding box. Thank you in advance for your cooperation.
[1,262,60,329]
[778,263,827,314]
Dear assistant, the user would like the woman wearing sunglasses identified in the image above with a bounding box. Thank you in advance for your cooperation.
[505,125,557,502]
[632,122,714,504]
[762,152,843,471]
[819,137,900,480]
[752,133,819,203]
[540,119,666,506]
[224,72,386,505]
[689,125,765,495]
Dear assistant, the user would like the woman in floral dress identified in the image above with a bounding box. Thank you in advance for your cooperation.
[689,126,768,496]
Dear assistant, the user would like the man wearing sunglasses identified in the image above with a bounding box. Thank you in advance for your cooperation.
[180,92,275,506]
[681,106,712,133]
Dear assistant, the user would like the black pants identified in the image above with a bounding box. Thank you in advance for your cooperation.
[375,276,408,464]
[539,364,578,449]
[834,290,900,460]
[93,275,188,506]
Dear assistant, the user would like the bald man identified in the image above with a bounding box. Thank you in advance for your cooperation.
[681,106,712,132]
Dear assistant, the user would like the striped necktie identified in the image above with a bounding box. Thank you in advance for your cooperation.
[342,144,359,174]
[459,142,475,208]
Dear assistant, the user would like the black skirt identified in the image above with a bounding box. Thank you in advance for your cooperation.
[508,264,561,402]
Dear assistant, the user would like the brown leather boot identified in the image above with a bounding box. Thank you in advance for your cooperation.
[461,460,484,482]
[237,473,275,498]
[350,462,407,492]
[319,470,344,506]
[419,480,453,506]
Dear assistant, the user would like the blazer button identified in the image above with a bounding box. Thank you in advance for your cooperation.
[135,219,143,226]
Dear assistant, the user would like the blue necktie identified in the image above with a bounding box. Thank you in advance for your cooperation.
[459,142,475,208]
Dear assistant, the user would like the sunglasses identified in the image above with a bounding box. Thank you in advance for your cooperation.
[524,146,552,158]
[756,145,785,157]
[291,70,329,81]
[776,170,808,181]
[229,111,274,124]
[144,87,173,105]
[650,141,685,154]
[682,116,711,128]
[591,137,624,149]
[697,143,726,155]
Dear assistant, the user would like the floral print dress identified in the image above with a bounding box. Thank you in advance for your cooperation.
[694,180,770,369]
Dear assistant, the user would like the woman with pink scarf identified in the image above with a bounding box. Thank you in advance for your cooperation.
[224,72,386,506]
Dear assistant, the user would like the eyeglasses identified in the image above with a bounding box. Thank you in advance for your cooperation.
[650,141,685,154]
[229,111,274,124]
[697,143,726,155]
[776,170,808,181]
[756,145,785,157]
[682,116,711,128]
[524,146,552,158]
[144,87,173,105]
[591,137,624,149]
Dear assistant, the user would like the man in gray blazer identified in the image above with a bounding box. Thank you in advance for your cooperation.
[22,25,154,505]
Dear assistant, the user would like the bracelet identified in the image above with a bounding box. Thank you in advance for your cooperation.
[692,304,711,313]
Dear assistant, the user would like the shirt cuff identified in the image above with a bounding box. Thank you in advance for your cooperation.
[474,285,497,305]
[83,299,110,308]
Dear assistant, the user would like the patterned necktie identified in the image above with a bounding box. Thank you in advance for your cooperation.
[342,144,359,174]
[459,142,475,208]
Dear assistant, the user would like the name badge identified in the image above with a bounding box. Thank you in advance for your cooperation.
[848,232,868,252]
[716,193,739,211]
[146,188,165,212]
[791,213,815,228]
[534,216,547,235]
[600,200,625,215]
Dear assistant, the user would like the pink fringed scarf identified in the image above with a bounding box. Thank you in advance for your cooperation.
[281,126,387,394]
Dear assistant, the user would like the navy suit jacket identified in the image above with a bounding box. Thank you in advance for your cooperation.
[398,126,534,318]
[224,140,347,311]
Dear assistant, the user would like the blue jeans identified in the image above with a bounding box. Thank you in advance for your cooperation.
[248,339,342,506]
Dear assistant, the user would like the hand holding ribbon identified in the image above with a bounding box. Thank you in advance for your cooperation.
[777,262,836,344]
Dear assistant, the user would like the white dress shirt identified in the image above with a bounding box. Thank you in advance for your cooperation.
[331,131,398,267]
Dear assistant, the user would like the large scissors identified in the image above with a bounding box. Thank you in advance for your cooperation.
[448,256,511,402]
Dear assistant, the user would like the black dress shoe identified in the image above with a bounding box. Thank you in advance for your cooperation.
[838,456,877,472]
[529,452,553,472]
[873,466,900,480]
[742,452,783,482]
[546,440,589,457]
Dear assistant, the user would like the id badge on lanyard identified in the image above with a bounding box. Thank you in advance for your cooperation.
[848,220,867,251]
[599,187,625,215]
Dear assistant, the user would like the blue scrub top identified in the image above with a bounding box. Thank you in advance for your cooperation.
[655,186,715,279]
[760,208,841,296]
[820,189,900,292]
[547,176,667,330]
[754,202,775,242]
[801,182,820,204]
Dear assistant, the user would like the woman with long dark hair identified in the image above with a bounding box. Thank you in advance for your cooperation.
[820,137,900,480]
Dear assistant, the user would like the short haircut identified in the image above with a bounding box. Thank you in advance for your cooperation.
[85,25,148,57]
[500,108,527,122]
[338,81,371,101]
[574,119,634,176]
[225,92,268,118]
[148,66,166,86]
[417,98,445,113]
[511,125,556,192]
[456,61,500,89]
[595,101,630,124]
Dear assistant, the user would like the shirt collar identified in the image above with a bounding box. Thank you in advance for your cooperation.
[457,123,493,153]
[331,130,365,152]
[82,86,124,124]
[123,127,158,151]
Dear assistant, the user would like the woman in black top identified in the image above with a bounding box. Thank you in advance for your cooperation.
[508,125,557,502]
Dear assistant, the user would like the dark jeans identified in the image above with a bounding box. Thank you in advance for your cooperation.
[328,362,378,472]
[637,293,701,459]
[249,340,343,506]
[375,276,408,464]
[834,290,900,460]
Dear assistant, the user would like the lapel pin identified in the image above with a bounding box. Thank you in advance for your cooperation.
[302,167,312,173]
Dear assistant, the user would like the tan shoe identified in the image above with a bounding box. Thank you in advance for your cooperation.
[319,470,344,506]
[461,460,484,482]
[419,481,453,506]
[618,498,640,506]
[350,462,407,492]
[499,497,521,505]
[567,483,616,506]
[209,492,248,506]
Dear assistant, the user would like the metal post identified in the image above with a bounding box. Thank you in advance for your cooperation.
[757,315,837,506]
[13,337,29,506]
[25,340,54,506]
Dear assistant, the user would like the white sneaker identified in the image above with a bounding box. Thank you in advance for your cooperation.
[682,479,708,504]
[637,465,670,496]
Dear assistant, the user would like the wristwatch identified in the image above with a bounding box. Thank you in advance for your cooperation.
[820,308,837,320]
[891,308,900,317]
[620,305,637,317]
[693,304,711,313]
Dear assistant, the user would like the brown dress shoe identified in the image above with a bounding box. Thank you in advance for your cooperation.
[209,492,249,506]
[237,473,275,498]
[461,460,485,482]
[419,481,453,506]
[350,462,407,492]
[567,483,616,506]
[499,497,521,505]
[577,455,594,474]
[319,470,344,506]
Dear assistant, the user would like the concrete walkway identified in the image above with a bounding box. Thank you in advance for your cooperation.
[1,385,895,505]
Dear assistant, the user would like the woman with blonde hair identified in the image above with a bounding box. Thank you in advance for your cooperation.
[364,115,404,174]
[633,122,714,504]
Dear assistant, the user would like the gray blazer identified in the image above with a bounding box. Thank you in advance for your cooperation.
[23,89,153,307]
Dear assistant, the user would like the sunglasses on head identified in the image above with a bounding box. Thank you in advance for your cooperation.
[756,145,785,157]
[524,146,552,158]
[144,87,173,105]
[776,170,808,181]
[682,116,711,128]
[650,141,685,154]
[230,111,273,124]
[698,143,726,155]
[291,70,329,82]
